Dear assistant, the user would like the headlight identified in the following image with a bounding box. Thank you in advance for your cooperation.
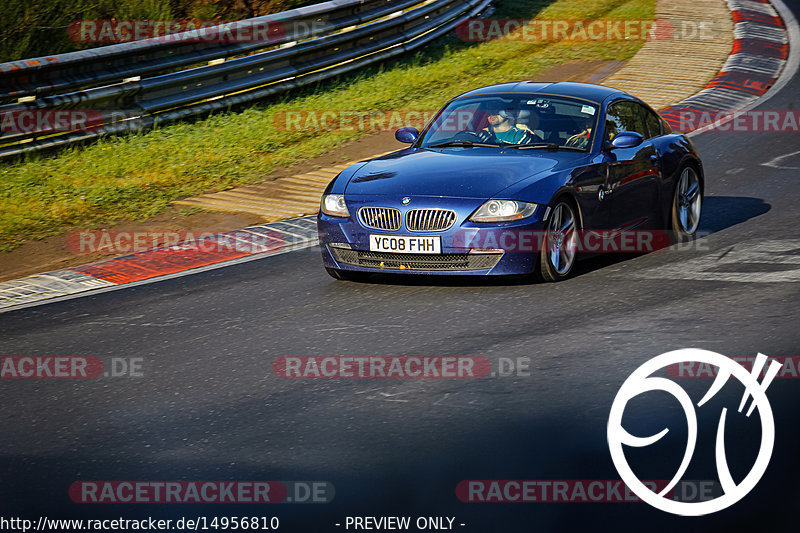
[469,200,537,222]
[321,194,350,217]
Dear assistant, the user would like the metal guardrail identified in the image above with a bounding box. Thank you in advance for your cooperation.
[0,0,492,160]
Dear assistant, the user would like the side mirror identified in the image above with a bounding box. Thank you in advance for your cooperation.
[609,131,644,149]
[395,126,419,144]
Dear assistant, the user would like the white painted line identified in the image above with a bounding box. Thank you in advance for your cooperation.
[682,87,760,110]
[275,217,318,232]
[0,240,320,314]
[264,222,315,241]
[0,272,117,310]
[630,240,800,283]
[734,22,788,43]
[721,53,786,76]
[761,149,800,169]
[0,215,320,313]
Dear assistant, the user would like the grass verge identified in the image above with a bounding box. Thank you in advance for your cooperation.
[0,0,654,252]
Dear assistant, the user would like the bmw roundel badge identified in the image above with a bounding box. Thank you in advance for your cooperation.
[401,197,411,205]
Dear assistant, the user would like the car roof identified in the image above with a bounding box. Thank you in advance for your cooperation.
[454,81,630,105]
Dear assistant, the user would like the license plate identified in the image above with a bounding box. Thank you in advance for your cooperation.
[369,234,441,254]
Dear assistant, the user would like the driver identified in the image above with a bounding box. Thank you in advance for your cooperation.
[479,109,538,144]
[565,127,592,149]
[565,116,594,149]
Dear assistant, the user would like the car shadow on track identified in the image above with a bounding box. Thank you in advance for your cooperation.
[335,196,771,287]
[554,195,772,279]
[698,195,770,233]
[568,195,772,278]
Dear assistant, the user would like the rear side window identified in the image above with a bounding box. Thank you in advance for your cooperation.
[641,104,663,138]
[605,101,646,141]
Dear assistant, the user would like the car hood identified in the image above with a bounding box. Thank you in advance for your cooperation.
[344,148,564,198]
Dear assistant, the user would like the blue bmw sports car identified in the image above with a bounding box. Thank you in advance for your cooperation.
[317,82,703,281]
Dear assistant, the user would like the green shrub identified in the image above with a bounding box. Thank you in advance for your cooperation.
[0,0,319,62]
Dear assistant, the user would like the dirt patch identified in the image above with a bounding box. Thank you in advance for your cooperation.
[0,59,625,282]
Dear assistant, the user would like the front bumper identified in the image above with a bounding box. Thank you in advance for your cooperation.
[318,201,547,276]
[327,245,505,273]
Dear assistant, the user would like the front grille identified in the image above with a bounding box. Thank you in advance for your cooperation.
[406,209,457,232]
[330,247,502,271]
[358,207,401,230]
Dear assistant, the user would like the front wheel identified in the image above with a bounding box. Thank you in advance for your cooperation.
[671,166,702,242]
[538,200,578,282]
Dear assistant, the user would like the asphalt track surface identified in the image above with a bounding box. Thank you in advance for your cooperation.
[2,11,800,533]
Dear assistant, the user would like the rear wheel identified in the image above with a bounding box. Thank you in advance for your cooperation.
[671,166,702,242]
[538,200,578,282]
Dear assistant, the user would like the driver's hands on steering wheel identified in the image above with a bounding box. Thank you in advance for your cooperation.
[565,129,591,149]
[474,129,494,143]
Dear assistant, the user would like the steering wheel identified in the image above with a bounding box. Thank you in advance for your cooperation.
[449,130,494,143]
[565,129,591,149]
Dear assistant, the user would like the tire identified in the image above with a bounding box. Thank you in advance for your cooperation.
[538,200,579,282]
[670,165,702,242]
[325,267,368,281]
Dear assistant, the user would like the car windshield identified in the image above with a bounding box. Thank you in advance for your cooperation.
[418,94,600,151]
